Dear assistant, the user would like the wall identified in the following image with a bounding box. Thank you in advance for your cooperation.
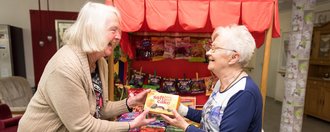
[274,10,291,101]
[0,0,104,87]
[272,1,330,102]
[249,33,281,99]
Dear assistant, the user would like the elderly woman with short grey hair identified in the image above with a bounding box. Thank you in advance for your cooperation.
[161,24,262,132]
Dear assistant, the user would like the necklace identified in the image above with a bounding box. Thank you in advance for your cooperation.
[220,70,244,92]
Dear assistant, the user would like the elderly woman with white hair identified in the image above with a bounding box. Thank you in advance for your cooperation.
[18,2,155,132]
[161,24,262,132]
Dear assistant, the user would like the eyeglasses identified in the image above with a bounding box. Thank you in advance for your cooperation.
[207,45,236,53]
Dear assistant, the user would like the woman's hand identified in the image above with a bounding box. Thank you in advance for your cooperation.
[160,109,190,130]
[129,109,156,129]
[127,89,150,108]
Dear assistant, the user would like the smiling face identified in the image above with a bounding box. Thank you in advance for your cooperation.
[102,18,121,57]
[206,42,236,74]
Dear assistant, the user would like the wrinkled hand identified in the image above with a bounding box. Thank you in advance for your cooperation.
[130,109,156,129]
[127,89,150,107]
[160,109,189,130]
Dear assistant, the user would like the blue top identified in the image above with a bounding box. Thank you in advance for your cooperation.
[185,76,262,132]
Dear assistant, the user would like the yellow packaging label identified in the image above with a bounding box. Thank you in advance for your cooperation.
[144,91,180,116]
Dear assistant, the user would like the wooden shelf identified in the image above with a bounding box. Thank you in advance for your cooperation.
[310,60,330,65]
[305,22,330,122]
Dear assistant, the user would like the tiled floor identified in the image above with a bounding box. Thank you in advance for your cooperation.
[264,97,330,132]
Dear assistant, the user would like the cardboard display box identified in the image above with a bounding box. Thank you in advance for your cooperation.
[144,90,180,115]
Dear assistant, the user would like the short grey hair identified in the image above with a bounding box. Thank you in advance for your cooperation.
[62,2,121,53]
[211,24,256,67]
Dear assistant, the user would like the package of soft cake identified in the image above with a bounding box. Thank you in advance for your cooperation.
[144,90,180,116]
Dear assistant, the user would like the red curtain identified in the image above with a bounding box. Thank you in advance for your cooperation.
[110,0,145,32]
[210,0,241,27]
[178,0,209,30]
[145,0,177,31]
[108,0,281,55]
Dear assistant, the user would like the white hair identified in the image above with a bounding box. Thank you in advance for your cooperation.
[62,2,121,53]
[212,24,256,67]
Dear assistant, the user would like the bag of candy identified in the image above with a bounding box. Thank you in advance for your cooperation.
[203,76,218,96]
[163,37,176,59]
[161,78,178,94]
[177,78,192,95]
[143,74,162,91]
[188,38,206,62]
[135,36,152,60]
[151,37,165,61]
[174,37,191,60]
[190,79,206,95]
[129,70,146,88]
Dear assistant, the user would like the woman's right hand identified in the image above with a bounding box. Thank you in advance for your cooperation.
[160,109,190,130]
[129,109,156,129]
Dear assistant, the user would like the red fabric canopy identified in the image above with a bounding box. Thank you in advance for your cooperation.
[146,0,178,31]
[111,0,144,31]
[105,0,281,58]
[178,0,209,30]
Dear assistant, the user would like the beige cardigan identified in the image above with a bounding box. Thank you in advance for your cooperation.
[18,45,130,132]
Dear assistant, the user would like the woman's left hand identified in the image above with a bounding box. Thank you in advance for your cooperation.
[160,109,190,130]
[129,109,156,129]
[127,89,151,107]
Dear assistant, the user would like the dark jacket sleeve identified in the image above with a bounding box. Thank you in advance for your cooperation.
[185,107,203,123]
[184,108,206,132]
[186,125,205,132]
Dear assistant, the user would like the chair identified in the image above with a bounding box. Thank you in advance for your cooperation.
[0,103,21,132]
[0,76,33,114]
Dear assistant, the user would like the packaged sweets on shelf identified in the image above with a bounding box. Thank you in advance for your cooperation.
[177,78,192,95]
[188,38,206,62]
[144,90,180,116]
[135,37,152,60]
[163,37,176,59]
[129,70,146,88]
[174,37,191,59]
[144,74,162,91]
[151,37,165,61]
[161,78,178,94]
[117,112,141,122]
[117,112,141,132]
[147,120,167,128]
[180,96,196,109]
[165,125,184,132]
[203,76,217,96]
[140,125,165,132]
[190,79,206,95]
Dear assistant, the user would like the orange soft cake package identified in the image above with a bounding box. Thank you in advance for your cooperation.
[144,90,180,116]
